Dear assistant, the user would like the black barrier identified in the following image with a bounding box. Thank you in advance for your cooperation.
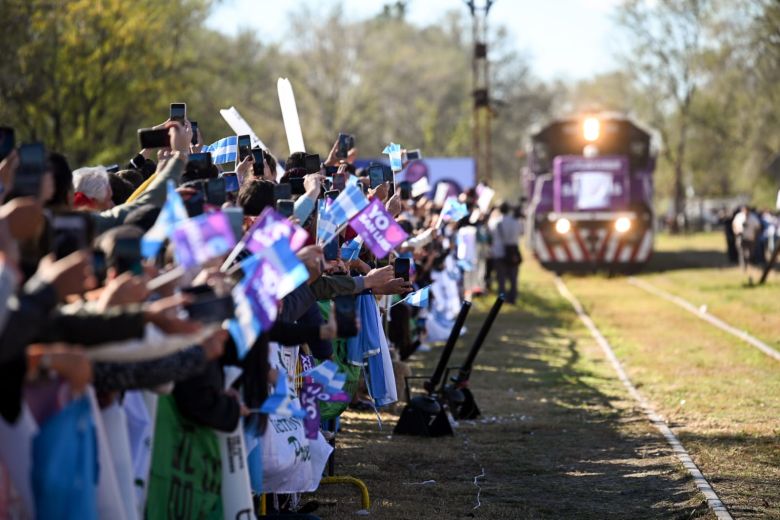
[393,301,472,437]
[445,294,504,420]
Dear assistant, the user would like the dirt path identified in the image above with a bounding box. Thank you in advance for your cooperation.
[310,264,713,519]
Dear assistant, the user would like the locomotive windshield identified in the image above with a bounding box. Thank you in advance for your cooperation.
[530,117,652,173]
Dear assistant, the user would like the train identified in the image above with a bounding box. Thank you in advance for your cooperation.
[523,113,656,273]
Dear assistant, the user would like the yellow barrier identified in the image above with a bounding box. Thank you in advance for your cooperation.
[319,475,371,510]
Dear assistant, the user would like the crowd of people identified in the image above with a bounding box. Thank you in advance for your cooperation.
[0,111,522,518]
[722,205,779,271]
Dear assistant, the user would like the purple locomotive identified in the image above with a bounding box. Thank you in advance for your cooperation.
[523,114,656,272]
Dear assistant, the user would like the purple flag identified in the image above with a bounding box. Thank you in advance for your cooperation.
[242,256,281,330]
[349,198,408,259]
[300,381,322,440]
[171,211,237,268]
[244,207,308,253]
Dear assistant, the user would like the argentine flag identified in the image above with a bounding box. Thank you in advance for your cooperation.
[301,360,347,393]
[442,197,469,222]
[203,135,238,164]
[259,368,306,418]
[393,285,430,308]
[317,184,368,246]
[140,181,188,259]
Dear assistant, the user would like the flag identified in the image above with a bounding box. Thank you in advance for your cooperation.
[170,211,237,268]
[317,184,368,246]
[382,142,403,172]
[141,181,188,259]
[349,198,408,259]
[393,285,430,308]
[246,237,309,300]
[243,207,308,254]
[341,236,363,261]
[316,198,338,247]
[259,368,306,418]
[227,273,264,359]
[301,360,347,393]
[442,197,469,222]
[203,136,238,164]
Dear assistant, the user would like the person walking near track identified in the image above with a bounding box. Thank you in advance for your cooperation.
[489,202,523,304]
[732,205,762,274]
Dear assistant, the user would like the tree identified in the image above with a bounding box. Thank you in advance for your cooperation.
[616,0,713,230]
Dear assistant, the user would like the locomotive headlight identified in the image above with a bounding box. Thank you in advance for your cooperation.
[583,117,600,142]
[615,217,631,233]
[555,218,571,234]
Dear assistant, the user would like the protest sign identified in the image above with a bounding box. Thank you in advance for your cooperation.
[277,78,305,154]
[350,198,408,259]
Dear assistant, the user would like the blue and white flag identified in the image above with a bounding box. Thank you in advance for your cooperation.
[301,360,346,393]
[203,135,238,164]
[442,197,468,222]
[140,181,188,259]
[393,285,430,308]
[258,368,306,418]
[317,184,369,246]
[341,236,364,261]
[316,198,338,247]
[227,269,264,359]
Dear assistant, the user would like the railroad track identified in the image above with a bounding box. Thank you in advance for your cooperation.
[554,275,733,520]
[627,277,780,362]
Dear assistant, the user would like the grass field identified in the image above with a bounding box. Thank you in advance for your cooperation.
[305,232,778,518]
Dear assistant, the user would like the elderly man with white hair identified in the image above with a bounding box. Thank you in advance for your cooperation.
[72,166,113,210]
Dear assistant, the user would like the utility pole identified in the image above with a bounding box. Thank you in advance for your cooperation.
[465,0,494,185]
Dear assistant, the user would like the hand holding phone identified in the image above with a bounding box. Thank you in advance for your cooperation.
[368,165,384,189]
[170,102,186,123]
[237,135,252,162]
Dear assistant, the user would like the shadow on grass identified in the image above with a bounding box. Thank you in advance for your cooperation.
[321,288,711,519]
[643,249,731,273]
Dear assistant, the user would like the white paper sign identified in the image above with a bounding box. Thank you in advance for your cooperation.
[411,176,430,198]
[219,106,286,179]
[277,78,306,155]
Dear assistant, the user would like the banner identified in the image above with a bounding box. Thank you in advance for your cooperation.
[146,396,222,520]
[172,211,237,268]
[349,198,408,259]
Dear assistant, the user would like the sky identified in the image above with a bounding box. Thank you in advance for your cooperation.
[206,0,623,82]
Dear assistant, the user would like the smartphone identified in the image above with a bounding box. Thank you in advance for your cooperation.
[273,183,292,201]
[399,181,412,200]
[52,213,93,259]
[138,128,169,149]
[382,165,394,183]
[276,199,295,218]
[223,207,244,239]
[394,257,411,282]
[190,121,199,145]
[337,133,353,159]
[406,149,422,161]
[189,152,213,168]
[334,295,358,338]
[237,135,252,162]
[323,236,339,261]
[332,172,346,191]
[185,295,235,323]
[0,127,15,161]
[368,165,384,189]
[222,172,239,193]
[304,153,321,174]
[251,149,265,168]
[324,165,338,176]
[92,251,107,284]
[16,142,46,197]
[113,237,143,275]
[290,177,306,195]
[325,190,339,201]
[205,177,226,206]
[170,102,186,123]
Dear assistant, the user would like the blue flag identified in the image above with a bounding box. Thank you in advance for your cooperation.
[141,181,188,259]
[203,136,238,164]
[442,197,469,222]
[301,360,347,393]
[259,368,306,418]
[317,184,368,246]
[394,285,430,308]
